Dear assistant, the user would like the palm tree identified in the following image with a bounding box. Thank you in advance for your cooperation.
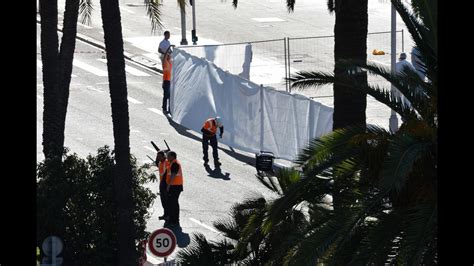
[178,0,437,263]
[98,0,164,263]
[264,0,437,263]
[39,0,163,262]
[177,170,309,265]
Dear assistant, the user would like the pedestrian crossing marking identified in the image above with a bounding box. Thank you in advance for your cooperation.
[147,108,165,117]
[73,60,108,76]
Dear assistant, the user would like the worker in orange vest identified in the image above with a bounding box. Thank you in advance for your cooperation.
[155,151,170,221]
[165,151,183,228]
[162,51,172,114]
[201,116,224,168]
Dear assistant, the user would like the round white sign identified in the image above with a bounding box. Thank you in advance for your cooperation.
[148,228,177,257]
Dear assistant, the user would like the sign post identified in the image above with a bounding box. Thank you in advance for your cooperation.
[148,228,177,262]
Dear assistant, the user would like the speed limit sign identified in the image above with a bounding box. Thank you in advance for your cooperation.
[148,228,177,257]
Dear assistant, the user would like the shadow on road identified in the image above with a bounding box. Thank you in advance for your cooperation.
[166,115,202,143]
[168,225,191,248]
[204,164,231,180]
[166,115,256,169]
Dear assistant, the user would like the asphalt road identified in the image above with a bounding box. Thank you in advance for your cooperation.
[36,24,277,263]
[37,1,412,262]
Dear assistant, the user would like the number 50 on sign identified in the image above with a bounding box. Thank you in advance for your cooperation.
[148,228,177,257]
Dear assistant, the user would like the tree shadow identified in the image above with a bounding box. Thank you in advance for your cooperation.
[204,164,231,181]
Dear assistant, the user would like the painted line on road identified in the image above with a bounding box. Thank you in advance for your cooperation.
[98,59,150,76]
[73,60,108,76]
[189,218,219,233]
[128,97,143,104]
[86,86,104,93]
[144,146,156,153]
[147,108,165,117]
[120,6,136,14]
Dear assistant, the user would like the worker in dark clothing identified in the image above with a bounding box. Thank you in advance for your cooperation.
[201,116,224,168]
[155,151,170,221]
[165,151,184,228]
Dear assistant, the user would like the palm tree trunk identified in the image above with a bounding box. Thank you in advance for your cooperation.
[57,0,80,146]
[40,0,79,162]
[40,0,61,162]
[99,0,136,264]
[333,0,368,130]
[332,0,368,212]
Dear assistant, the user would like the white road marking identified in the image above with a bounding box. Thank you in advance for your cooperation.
[147,108,165,117]
[86,86,104,93]
[127,97,143,104]
[73,60,108,76]
[120,6,136,14]
[98,59,150,76]
[189,218,219,233]
[144,146,156,153]
[252,17,286,22]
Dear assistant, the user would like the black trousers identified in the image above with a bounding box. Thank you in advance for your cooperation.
[162,80,170,112]
[159,179,169,217]
[202,134,219,163]
[168,186,182,224]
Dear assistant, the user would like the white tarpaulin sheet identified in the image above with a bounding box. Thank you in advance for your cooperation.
[170,49,333,161]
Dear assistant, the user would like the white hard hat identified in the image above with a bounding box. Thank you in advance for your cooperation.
[215,116,222,127]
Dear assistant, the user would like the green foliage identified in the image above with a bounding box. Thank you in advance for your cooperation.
[36,146,157,265]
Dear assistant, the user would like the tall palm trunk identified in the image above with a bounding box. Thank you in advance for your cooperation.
[332,0,368,212]
[333,0,368,130]
[99,0,136,264]
[39,0,80,244]
[40,0,61,162]
[40,0,79,162]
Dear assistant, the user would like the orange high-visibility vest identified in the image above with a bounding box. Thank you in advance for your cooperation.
[158,160,170,182]
[163,56,172,81]
[202,118,217,135]
[166,159,183,185]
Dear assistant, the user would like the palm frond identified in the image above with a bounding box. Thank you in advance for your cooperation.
[289,70,335,90]
[176,233,228,264]
[391,0,437,80]
[79,0,93,25]
[380,134,432,195]
[398,203,437,264]
[143,0,164,33]
[213,219,241,241]
[285,212,353,265]
[350,210,403,264]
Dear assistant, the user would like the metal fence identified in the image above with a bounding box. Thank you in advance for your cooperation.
[178,30,406,99]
